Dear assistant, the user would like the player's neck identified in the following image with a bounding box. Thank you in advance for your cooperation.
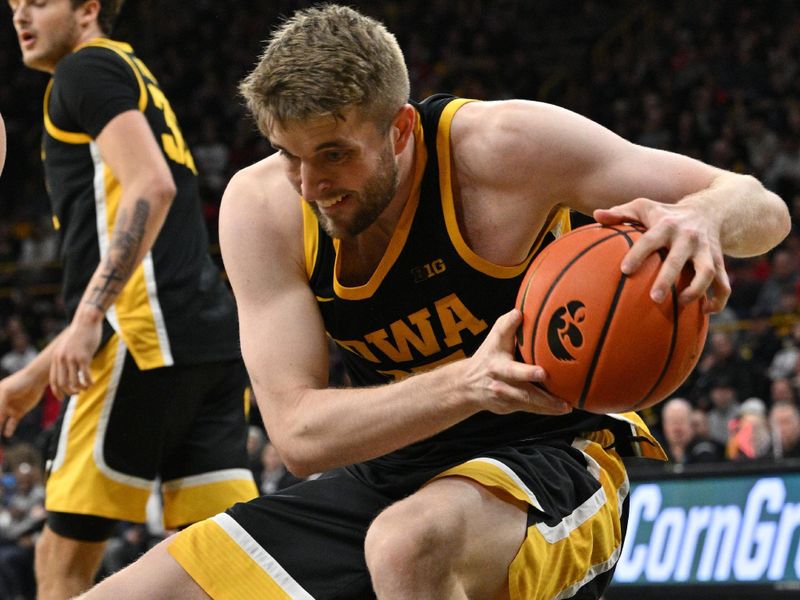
[70,24,107,53]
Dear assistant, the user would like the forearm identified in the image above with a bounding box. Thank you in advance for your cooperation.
[680,172,790,257]
[259,361,476,476]
[18,331,66,388]
[74,188,172,326]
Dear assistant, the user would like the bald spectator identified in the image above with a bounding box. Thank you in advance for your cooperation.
[661,399,694,464]
[770,401,800,459]
[661,398,725,465]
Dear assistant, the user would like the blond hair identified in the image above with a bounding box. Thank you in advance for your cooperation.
[240,4,409,134]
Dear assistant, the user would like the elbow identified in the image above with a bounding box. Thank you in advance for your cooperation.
[151,175,177,205]
[268,420,331,477]
[776,196,792,243]
[762,186,792,252]
[281,455,317,479]
[259,387,331,477]
[269,438,319,478]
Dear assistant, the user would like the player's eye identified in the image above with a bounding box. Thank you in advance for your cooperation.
[324,150,348,163]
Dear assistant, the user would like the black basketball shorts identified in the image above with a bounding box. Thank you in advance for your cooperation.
[45,334,258,539]
[169,429,632,599]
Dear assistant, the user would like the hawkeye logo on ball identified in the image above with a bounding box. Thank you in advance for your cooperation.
[547,300,586,361]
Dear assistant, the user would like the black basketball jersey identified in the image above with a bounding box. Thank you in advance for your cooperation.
[304,95,663,477]
[43,38,239,369]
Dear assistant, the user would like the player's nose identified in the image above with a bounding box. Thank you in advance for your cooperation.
[299,162,332,199]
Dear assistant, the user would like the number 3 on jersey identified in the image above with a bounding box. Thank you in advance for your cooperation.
[147,83,197,174]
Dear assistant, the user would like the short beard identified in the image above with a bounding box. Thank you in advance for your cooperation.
[315,143,399,239]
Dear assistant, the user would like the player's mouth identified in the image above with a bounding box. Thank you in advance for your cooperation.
[316,193,350,210]
[19,31,36,49]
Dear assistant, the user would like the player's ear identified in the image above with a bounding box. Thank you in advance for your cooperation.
[76,0,101,29]
[391,104,415,155]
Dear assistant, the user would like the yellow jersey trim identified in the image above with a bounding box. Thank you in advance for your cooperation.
[302,200,319,280]
[44,39,148,145]
[43,80,92,145]
[98,163,168,369]
[80,38,148,112]
[609,411,667,460]
[438,99,571,278]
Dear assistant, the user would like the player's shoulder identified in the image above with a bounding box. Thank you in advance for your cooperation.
[223,154,301,229]
[450,99,583,180]
[220,154,304,272]
[54,42,126,82]
[227,154,292,203]
[451,99,566,140]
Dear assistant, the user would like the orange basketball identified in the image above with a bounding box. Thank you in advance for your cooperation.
[515,223,709,414]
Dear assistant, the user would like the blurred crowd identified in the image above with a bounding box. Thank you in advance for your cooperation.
[1,0,800,595]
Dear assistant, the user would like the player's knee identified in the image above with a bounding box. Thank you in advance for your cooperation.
[365,504,460,583]
[35,527,103,583]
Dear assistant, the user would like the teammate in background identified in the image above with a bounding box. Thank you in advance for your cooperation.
[1,1,258,597]
[81,5,790,599]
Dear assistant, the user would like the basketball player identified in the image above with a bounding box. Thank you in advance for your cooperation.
[79,5,790,599]
[1,1,258,597]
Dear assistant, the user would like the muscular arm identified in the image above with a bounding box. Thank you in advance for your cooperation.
[220,162,567,476]
[452,100,790,310]
[80,110,175,315]
[50,110,175,395]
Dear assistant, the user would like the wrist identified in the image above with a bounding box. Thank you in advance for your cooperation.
[73,301,106,326]
[433,360,477,417]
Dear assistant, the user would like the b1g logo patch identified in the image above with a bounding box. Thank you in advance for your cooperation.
[547,300,586,361]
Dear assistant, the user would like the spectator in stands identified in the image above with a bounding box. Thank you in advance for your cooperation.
[17,215,58,271]
[770,377,799,406]
[768,320,800,382]
[0,330,38,378]
[726,397,773,462]
[744,113,780,175]
[193,117,230,200]
[0,460,46,600]
[661,398,725,464]
[706,376,742,445]
[660,398,693,464]
[690,330,756,403]
[740,307,784,399]
[752,248,800,318]
[769,400,800,459]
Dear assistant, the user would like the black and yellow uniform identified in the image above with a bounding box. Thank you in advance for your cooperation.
[42,38,257,539]
[169,96,665,599]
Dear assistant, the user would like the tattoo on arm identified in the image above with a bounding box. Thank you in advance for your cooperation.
[86,199,150,311]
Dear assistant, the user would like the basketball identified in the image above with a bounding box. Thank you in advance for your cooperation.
[515,223,709,414]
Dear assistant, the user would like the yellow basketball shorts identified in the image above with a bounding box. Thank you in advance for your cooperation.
[45,334,258,540]
[169,430,629,599]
